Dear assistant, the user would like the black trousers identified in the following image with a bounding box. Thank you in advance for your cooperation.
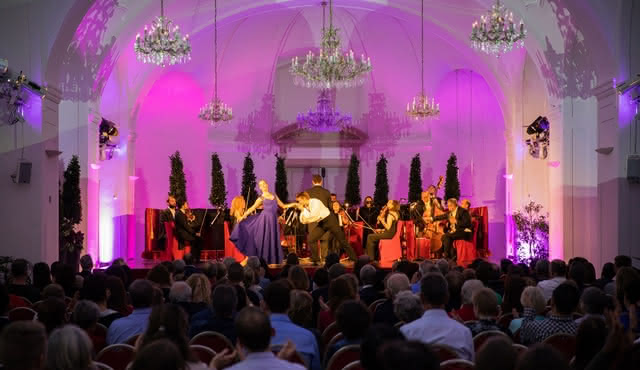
[365,230,395,260]
[441,230,471,259]
[308,216,356,262]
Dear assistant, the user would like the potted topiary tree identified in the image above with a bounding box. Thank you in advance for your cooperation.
[59,155,84,270]
[512,201,550,264]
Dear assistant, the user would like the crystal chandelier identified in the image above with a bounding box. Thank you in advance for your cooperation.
[290,0,371,89]
[297,89,352,132]
[406,0,439,120]
[470,0,526,57]
[134,0,191,66]
[199,0,232,123]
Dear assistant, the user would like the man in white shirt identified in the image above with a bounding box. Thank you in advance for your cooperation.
[400,273,474,361]
[537,259,567,302]
[293,192,356,263]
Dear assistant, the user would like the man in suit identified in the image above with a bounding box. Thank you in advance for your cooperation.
[426,198,472,260]
[175,201,202,262]
[156,195,177,246]
[305,175,334,263]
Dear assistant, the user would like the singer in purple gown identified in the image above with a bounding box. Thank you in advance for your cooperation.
[229,180,291,264]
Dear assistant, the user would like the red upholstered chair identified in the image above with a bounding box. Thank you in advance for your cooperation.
[473,330,510,352]
[368,299,386,314]
[324,332,344,361]
[164,221,179,261]
[190,345,216,365]
[224,222,245,262]
[124,334,141,347]
[326,344,361,370]
[454,219,479,268]
[543,333,576,361]
[8,295,30,310]
[271,345,308,368]
[431,344,460,363]
[190,331,235,354]
[347,222,364,257]
[343,360,364,370]
[93,362,114,370]
[379,221,403,263]
[404,221,416,260]
[96,344,135,370]
[8,307,36,322]
[415,238,431,260]
[321,322,341,349]
[440,359,475,370]
[87,323,108,353]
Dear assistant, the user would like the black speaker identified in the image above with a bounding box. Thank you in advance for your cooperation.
[16,161,31,184]
[321,167,326,178]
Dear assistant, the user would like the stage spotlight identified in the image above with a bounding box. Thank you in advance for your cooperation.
[525,116,550,159]
[99,118,120,161]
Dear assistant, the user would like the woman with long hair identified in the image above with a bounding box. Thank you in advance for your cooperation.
[318,276,356,333]
[226,195,247,262]
[365,199,400,261]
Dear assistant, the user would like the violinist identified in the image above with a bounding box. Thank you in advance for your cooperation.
[365,200,400,261]
[356,196,378,252]
[332,201,352,228]
[424,198,472,261]
[175,201,202,262]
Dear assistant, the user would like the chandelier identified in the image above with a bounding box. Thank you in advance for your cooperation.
[134,0,191,66]
[199,0,232,123]
[290,0,371,89]
[297,89,352,132]
[406,0,439,119]
[470,0,526,57]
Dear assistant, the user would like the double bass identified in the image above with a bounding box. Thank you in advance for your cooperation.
[423,176,445,251]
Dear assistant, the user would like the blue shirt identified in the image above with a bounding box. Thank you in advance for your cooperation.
[226,352,305,370]
[106,308,152,345]
[411,282,421,293]
[270,314,321,370]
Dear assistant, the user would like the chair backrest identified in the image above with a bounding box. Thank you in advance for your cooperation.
[440,359,476,370]
[8,307,36,322]
[368,299,386,314]
[513,329,521,344]
[124,334,141,347]
[321,322,341,348]
[190,344,216,365]
[473,330,510,352]
[323,332,344,361]
[326,344,361,370]
[542,333,576,361]
[95,323,108,337]
[94,361,114,370]
[497,313,514,329]
[430,343,460,363]
[512,343,528,356]
[96,344,135,370]
[271,345,308,368]
[343,360,364,370]
[189,331,234,354]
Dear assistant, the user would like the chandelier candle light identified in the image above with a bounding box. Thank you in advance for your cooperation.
[297,89,352,132]
[199,0,232,123]
[406,0,439,119]
[290,0,371,89]
[134,0,191,66]
[470,0,526,56]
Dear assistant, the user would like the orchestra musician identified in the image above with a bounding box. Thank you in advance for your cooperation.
[365,199,400,261]
[305,175,334,264]
[461,199,471,210]
[356,196,378,252]
[174,201,202,262]
[156,195,177,245]
[332,201,352,228]
[228,195,246,232]
[425,198,473,261]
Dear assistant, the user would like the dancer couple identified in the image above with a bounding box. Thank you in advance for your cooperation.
[229,177,356,265]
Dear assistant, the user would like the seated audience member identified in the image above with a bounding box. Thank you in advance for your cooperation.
[568,260,588,294]
[169,281,194,315]
[211,307,305,370]
[475,337,518,370]
[55,263,77,298]
[42,283,65,300]
[47,325,94,370]
[243,267,263,300]
[264,279,321,370]
[311,267,330,328]
[228,262,259,308]
[374,273,410,326]
[199,262,217,287]
[613,267,639,308]
[445,270,464,311]
[106,275,133,316]
[0,284,9,332]
[455,279,484,322]
[360,325,406,370]
[161,261,177,281]
[247,256,270,290]
[575,287,608,325]
[82,273,123,327]
[7,259,40,303]
[326,300,371,362]
[516,344,570,370]
[400,273,474,361]
[288,265,310,291]
[328,262,346,281]
[130,339,187,370]
[604,255,632,296]
[594,262,615,290]
[378,340,440,370]
[318,277,356,332]
[354,255,372,284]
[509,286,547,334]
[185,274,211,317]
[189,284,238,343]
[79,255,94,279]
[573,317,607,370]
[107,279,154,344]
[534,259,551,283]
[502,275,527,315]
[537,259,567,303]
[35,297,67,334]
[620,277,640,334]
[411,261,440,294]
[325,253,341,270]
[72,300,105,352]
[173,259,187,282]
[393,291,423,324]
[138,303,207,370]
[466,288,506,337]
[520,282,580,345]
[0,321,47,370]
[183,254,200,278]
[32,262,52,293]
[359,264,381,306]
[289,289,314,329]
[147,264,172,301]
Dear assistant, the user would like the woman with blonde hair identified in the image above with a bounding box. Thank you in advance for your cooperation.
[508,286,547,334]
[185,273,211,309]
[226,195,247,262]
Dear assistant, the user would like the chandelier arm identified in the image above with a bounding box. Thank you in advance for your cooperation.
[329,0,333,30]
[421,0,424,96]
[161,0,164,18]
[214,0,218,100]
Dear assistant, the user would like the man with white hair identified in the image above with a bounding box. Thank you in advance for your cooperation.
[373,273,410,326]
[411,260,440,293]
[359,264,381,306]
[169,282,192,304]
[393,291,424,324]
[454,279,484,322]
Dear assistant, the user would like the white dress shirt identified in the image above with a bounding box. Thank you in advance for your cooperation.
[299,199,330,224]
[225,352,305,370]
[537,277,566,302]
[400,309,474,361]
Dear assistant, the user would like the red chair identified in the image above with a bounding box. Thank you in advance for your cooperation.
[379,221,404,263]
[404,221,416,260]
[473,330,510,352]
[326,344,361,370]
[96,344,135,370]
[87,323,108,353]
[124,334,141,347]
[321,322,341,348]
[8,307,36,322]
[190,345,216,365]
[497,313,514,329]
[346,222,364,257]
[8,295,30,310]
[454,220,479,268]
[368,299,386,315]
[440,359,475,370]
[224,222,245,262]
[271,345,308,368]
[190,331,234,354]
[415,238,431,260]
[543,333,576,361]
[324,332,344,361]
[93,362,114,370]
[512,344,527,356]
[431,344,460,363]
[344,360,364,370]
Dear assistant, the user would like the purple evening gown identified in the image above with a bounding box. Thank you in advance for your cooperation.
[229,197,283,264]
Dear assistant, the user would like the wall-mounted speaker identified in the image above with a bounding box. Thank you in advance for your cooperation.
[321,167,326,178]
[628,154,640,183]
[13,161,32,184]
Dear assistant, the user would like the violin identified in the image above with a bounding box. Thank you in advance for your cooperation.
[377,205,388,223]
[185,207,196,223]
[423,175,445,251]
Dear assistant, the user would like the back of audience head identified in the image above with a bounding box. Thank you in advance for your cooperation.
[574,317,607,370]
[445,270,464,308]
[263,279,292,314]
[436,259,449,275]
[227,262,244,284]
[36,297,67,334]
[580,287,607,315]
[199,262,216,283]
[243,266,257,288]
[186,273,211,305]
[535,259,550,280]
[360,325,405,370]
[569,260,587,289]
[360,264,377,286]
[286,253,299,266]
[215,261,227,281]
[516,344,570,370]
[221,257,235,270]
[129,279,154,309]
[354,255,371,281]
[550,259,567,278]
[420,273,449,308]
[325,253,340,269]
[212,284,237,318]
[461,279,484,305]
[386,273,410,300]
[473,288,500,319]
[169,281,192,303]
[10,258,29,281]
[521,286,546,315]
[624,277,640,306]
[503,275,527,313]
[393,291,423,323]
[140,303,195,362]
[183,253,195,266]
[328,276,356,311]
[47,325,93,370]
[328,262,346,280]
[246,256,261,271]
[147,264,171,287]
[0,321,47,370]
[500,258,513,275]
[105,265,128,287]
[378,340,439,370]
[462,268,476,281]
[32,262,52,290]
[82,274,108,304]
[288,265,309,291]
[105,275,128,313]
[72,300,100,330]
[614,255,632,270]
[616,267,640,305]
[336,300,371,340]
[235,306,272,353]
[79,254,93,273]
[600,262,615,280]
[130,339,186,370]
[552,282,580,315]
[289,289,313,328]
[313,267,329,288]
[173,259,186,275]
[42,283,65,300]
[340,273,359,294]
[476,337,517,370]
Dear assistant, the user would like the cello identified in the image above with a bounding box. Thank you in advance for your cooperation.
[423,176,445,252]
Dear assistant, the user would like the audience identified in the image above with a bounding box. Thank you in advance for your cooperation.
[71,300,105,352]
[573,316,607,370]
[288,265,310,291]
[81,273,123,328]
[392,291,423,324]
[7,259,41,304]
[0,284,9,333]
[189,283,237,343]
[455,279,484,321]
[466,287,506,336]
[247,256,270,290]
[311,267,330,328]
[185,274,211,317]
[509,286,547,334]
[620,277,640,333]
[318,276,356,332]
[516,344,570,370]
[289,289,314,329]
[576,287,608,325]
[106,279,154,344]
[537,259,567,302]
[326,300,371,362]
[475,337,518,370]
[79,255,94,279]
[130,339,187,370]
[32,262,52,293]
[0,321,47,370]
[378,340,440,370]
[46,325,94,370]
[359,264,381,306]
[360,325,405,370]
[105,275,132,316]
[35,297,68,334]
[373,273,410,326]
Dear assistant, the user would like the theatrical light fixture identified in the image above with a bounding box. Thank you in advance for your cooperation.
[99,118,120,161]
[470,0,526,57]
[199,0,233,124]
[134,0,191,67]
[296,89,352,132]
[406,0,439,119]
[525,116,550,159]
[290,0,371,89]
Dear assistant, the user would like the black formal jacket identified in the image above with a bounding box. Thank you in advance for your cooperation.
[156,208,175,242]
[433,206,473,233]
[305,185,332,209]
[175,210,196,243]
[412,198,443,229]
